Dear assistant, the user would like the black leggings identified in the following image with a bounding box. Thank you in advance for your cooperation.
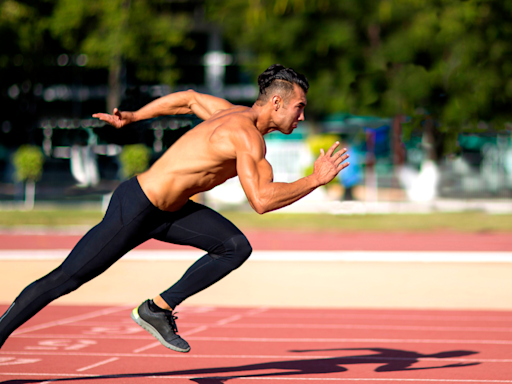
[0,177,252,347]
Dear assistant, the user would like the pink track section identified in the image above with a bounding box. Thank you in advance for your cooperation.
[0,231,511,251]
[1,304,512,383]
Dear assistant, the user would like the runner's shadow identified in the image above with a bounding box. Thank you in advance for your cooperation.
[0,347,480,384]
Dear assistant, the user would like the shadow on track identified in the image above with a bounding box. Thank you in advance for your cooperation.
[0,347,480,384]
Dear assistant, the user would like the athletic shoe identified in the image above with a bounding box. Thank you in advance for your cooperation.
[131,300,190,353]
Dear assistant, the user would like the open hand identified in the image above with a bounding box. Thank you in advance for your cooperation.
[312,142,350,186]
[92,108,134,129]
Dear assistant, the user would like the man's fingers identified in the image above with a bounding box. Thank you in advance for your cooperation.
[325,141,340,157]
[335,148,348,158]
[320,148,325,156]
[338,161,350,170]
[92,113,110,121]
[334,153,349,166]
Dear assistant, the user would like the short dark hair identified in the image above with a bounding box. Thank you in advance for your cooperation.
[256,64,309,104]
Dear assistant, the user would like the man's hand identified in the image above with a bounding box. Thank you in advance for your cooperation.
[312,142,350,186]
[92,108,135,129]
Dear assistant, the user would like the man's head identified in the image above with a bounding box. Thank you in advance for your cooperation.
[256,64,309,105]
[256,64,309,134]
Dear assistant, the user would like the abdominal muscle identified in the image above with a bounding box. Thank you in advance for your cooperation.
[137,166,236,212]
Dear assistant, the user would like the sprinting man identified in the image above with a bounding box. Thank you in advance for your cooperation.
[0,64,349,353]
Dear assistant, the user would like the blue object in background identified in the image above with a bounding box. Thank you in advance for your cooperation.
[340,145,363,188]
[364,125,390,158]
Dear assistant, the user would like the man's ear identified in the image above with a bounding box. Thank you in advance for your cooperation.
[272,95,282,111]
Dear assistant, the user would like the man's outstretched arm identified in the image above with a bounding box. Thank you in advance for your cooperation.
[236,130,349,214]
[92,90,234,128]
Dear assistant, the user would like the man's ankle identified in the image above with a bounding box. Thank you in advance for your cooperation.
[152,295,172,311]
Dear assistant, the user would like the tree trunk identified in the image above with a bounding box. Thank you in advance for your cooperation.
[24,180,35,211]
[106,0,130,113]
[107,54,122,113]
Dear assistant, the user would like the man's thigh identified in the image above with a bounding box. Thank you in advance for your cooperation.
[152,201,246,254]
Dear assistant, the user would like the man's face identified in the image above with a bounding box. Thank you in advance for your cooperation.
[274,84,307,134]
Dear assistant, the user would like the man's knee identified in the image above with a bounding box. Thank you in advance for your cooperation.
[213,234,252,270]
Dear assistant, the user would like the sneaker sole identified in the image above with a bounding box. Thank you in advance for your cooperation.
[131,307,190,353]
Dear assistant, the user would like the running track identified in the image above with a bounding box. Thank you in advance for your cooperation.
[1,230,512,382]
[2,304,512,383]
[0,230,511,251]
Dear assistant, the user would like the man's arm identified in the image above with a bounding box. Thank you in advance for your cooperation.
[92,90,234,128]
[236,130,349,214]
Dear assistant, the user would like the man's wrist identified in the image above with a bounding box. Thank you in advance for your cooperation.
[306,174,322,189]
[130,111,140,123]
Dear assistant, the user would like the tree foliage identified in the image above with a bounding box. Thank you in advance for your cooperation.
[207,0,512,154]
[48,0,191,111]
[49,0,190,83]
[13,145,45,182]
[119,144,150,179]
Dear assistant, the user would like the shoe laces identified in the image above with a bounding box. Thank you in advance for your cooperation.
[164,311,179,333]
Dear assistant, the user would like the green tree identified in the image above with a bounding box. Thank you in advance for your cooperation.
[119,144,150,179]
[207,0,512,158]
[13,145,45,210]
[48,0,191,112]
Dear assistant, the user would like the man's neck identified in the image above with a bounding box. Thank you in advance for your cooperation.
[250,103,277,136]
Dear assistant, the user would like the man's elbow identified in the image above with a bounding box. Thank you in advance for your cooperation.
[250,199,269,215]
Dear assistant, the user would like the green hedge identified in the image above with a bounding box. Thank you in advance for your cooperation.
[13,145,45,182]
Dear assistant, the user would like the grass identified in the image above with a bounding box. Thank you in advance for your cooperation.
[0,209,511,232]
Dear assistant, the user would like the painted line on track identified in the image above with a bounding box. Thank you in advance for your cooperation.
[3,350,512,363]
[249,313,512,322]
[10,334,512,344]
[44,321,512,333]
[185,336,512,345]
[76,357,119,372]
[12,305,133,335]
[215,323,512,333]
[1,373,512,382]
[2,250,512,263]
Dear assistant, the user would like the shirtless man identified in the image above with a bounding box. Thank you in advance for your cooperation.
[0,64,349,353]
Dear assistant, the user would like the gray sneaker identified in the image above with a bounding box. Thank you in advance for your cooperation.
[131,300,190,353]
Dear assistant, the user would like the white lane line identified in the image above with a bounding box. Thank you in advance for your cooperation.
[4,350,512,363]
[26,321,512,333]
[252,313,512,322]
[131,342,161,353]
[220,323,512,333]
[13,334,151,340]
[11,333,512,345]
[2,373,509,382]
[143,378,512,382]
[245,307,269,316]
[13,305,132,335]
[0,372,95,378]
[186,336,512,345]
[3,250,512,263]
[76,357,119,372]
[216,315,242,326]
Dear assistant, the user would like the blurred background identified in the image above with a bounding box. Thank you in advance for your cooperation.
[1,0,512,214]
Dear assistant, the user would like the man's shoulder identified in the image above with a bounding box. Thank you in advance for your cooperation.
[214,112,264,155]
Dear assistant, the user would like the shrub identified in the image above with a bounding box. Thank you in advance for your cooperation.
[119,144,151,179]
[13,145,45,182]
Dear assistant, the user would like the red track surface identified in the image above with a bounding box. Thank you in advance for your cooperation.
[0,231,511,251]
[2,304,512,383]
[1,231,511,381]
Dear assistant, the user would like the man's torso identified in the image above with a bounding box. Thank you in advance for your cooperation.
[137,106,260,211]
